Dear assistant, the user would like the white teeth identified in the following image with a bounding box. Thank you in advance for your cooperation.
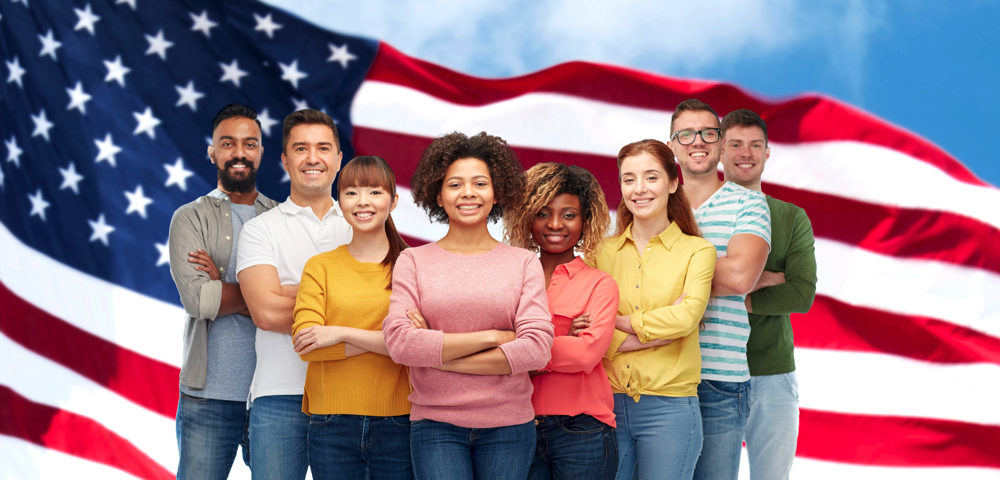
[303,170,322,174]
[458,205,480,210]
[355,212,373,218]
[691,153,707,158]
[633,199,652,204]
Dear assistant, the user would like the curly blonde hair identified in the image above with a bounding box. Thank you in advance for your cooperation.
[503,163,611,258]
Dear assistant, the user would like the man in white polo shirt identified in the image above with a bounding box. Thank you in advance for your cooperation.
[237,109,351,480]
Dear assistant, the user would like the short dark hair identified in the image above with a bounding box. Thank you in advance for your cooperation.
[212,103,262,136]
[410,131,526,224]
[670,99,719,134]
[282,109,340,153]
[721,109,768,145]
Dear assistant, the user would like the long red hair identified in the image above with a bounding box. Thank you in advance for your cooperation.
[615,139,699,238]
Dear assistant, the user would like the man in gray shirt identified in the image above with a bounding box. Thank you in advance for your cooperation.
[168,103,280,479]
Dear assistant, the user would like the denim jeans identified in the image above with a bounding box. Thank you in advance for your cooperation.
[614,393,702,480]
[249,395,310,480]
[692,379,750,480]
[745,372,799,480]
[410,418,535,480]
[175,392,250,480]
[308,413,413,480]
[528,414,617,480]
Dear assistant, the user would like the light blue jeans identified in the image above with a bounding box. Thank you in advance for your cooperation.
[745,372,799,480]
[613,393,702,480]
[248,395,309,480]
[692,379,750,480]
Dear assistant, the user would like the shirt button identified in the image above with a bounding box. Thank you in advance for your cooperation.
[225,213,229,217]
[634,306,639,310]
[638,265,641,269]
[219,267,224,271]
[226,236,231,240]
[636,285,639,288]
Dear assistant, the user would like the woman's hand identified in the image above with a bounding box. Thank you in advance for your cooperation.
[407,307,429,329]
[293,325,343,355]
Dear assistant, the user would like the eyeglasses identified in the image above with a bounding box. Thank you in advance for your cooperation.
[671,128,721,145]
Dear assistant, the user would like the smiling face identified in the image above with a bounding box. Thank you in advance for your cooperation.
[340,183,399,234]
[437,157,496,227]
[209,116,262,194]
[721,124,770,187]
[669,109,722,177]
[620,151,678,222]
[280,123,343,195]
[530,193,583,255]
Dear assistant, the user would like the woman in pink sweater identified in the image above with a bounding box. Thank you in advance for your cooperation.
[382,132,554,480]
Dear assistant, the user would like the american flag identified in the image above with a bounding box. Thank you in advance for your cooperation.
[0,1,997,479]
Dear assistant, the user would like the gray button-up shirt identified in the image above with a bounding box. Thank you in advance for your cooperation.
[168,189,279,390]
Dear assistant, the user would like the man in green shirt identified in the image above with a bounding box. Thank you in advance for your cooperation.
[720,109,818,480]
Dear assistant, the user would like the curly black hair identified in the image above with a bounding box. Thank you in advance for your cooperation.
[410,131,526,224]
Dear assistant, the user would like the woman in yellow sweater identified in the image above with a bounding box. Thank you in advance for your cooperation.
[291,156,412,480]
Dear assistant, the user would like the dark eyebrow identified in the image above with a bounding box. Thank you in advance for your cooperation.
[446,174,490,182]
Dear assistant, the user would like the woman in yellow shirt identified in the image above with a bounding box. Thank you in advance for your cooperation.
[291,156,412,480]
[586,139,716,480]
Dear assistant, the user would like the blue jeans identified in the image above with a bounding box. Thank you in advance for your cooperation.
[745,372,799,480]
[614,394,702,480]
[175,392,250,480]
[410,418,536,480]
[308,413,413,480]
[528,414,617,480]
[249,395,310,480]
[693,379,750,480]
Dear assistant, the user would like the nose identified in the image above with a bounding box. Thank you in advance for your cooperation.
[547,213,563,231]
[357,191,371,206]
[461,183,476,198]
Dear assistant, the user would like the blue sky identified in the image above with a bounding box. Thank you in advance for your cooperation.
[264,0,1000,187]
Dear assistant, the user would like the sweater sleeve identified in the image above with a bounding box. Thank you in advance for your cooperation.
[382,251,445,367]
[546,276,619,374]
[498,255,555,374]
[630,244,716,343]
[750,207,817,316]
[292,256,347,362]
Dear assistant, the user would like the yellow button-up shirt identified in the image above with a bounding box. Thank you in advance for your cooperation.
[586,221,716,400]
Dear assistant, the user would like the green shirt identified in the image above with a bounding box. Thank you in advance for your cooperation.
[746,196,817,376]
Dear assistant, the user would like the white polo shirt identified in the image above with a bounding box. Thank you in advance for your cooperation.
[237,197,352,402]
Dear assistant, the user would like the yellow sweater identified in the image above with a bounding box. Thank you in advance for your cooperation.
[292,245,410,416]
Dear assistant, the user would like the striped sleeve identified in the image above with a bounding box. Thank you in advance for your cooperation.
[734,189,772,248]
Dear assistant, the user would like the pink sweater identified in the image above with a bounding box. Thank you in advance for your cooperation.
[383,242,554,428]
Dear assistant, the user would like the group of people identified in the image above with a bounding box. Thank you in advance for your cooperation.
[169,99,817,480]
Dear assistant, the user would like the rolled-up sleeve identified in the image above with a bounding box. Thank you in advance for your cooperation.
[168,205,221,321]
[383,251,445,367]
[498,256,554,374]
[547,276,619,374]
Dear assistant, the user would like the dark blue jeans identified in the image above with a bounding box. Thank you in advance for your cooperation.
[308,413,413,480]
[528,414,618,480]
[249,395,310,480]
[410,418,536,480]
[175,392,250,480]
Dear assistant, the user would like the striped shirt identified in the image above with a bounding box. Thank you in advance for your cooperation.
[693,182,771,382]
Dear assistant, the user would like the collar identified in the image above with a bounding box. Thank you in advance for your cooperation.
[207,189,274,209]
[553,256,587,279]
[612,221,684,252]
[207,189,229,202]
[277,197,343,218]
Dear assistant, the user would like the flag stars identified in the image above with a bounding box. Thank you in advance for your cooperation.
[28,189,51,221]
[190,10,218,38]
[31,110,54,142]
[104,55,131,87]
[66,81,92,114]
[7,57,26,88]
[145,30,174,61]
[219,59,248,88]
[88,214,115,246]
[175,80,204,111]
[94,133,122,166]
[258,108,279,137]
[279,60,307,89]
[0,166,5,189]
[254,12,283,39]
[327,43,357,69]
[74,4,101,35]
[116,0,136,10]
[38,30,62,60]
[164,157,194,191]
[5,136,23,167]
[155,241,170,267]
[292,98,309,111]
[124,185,154,219]
[133,107,161,139]
[59,162,84,194]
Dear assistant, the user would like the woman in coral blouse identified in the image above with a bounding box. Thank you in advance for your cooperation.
[504,163,620,480]
[587,139,717,480]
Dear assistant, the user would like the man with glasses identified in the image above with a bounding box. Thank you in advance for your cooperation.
[668,99,771,480]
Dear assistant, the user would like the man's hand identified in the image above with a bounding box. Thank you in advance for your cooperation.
[751,271,785,293]
[293,325,343,355]
[188,249,220,281]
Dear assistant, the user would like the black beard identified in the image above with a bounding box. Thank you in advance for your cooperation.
[217,157,257,194]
